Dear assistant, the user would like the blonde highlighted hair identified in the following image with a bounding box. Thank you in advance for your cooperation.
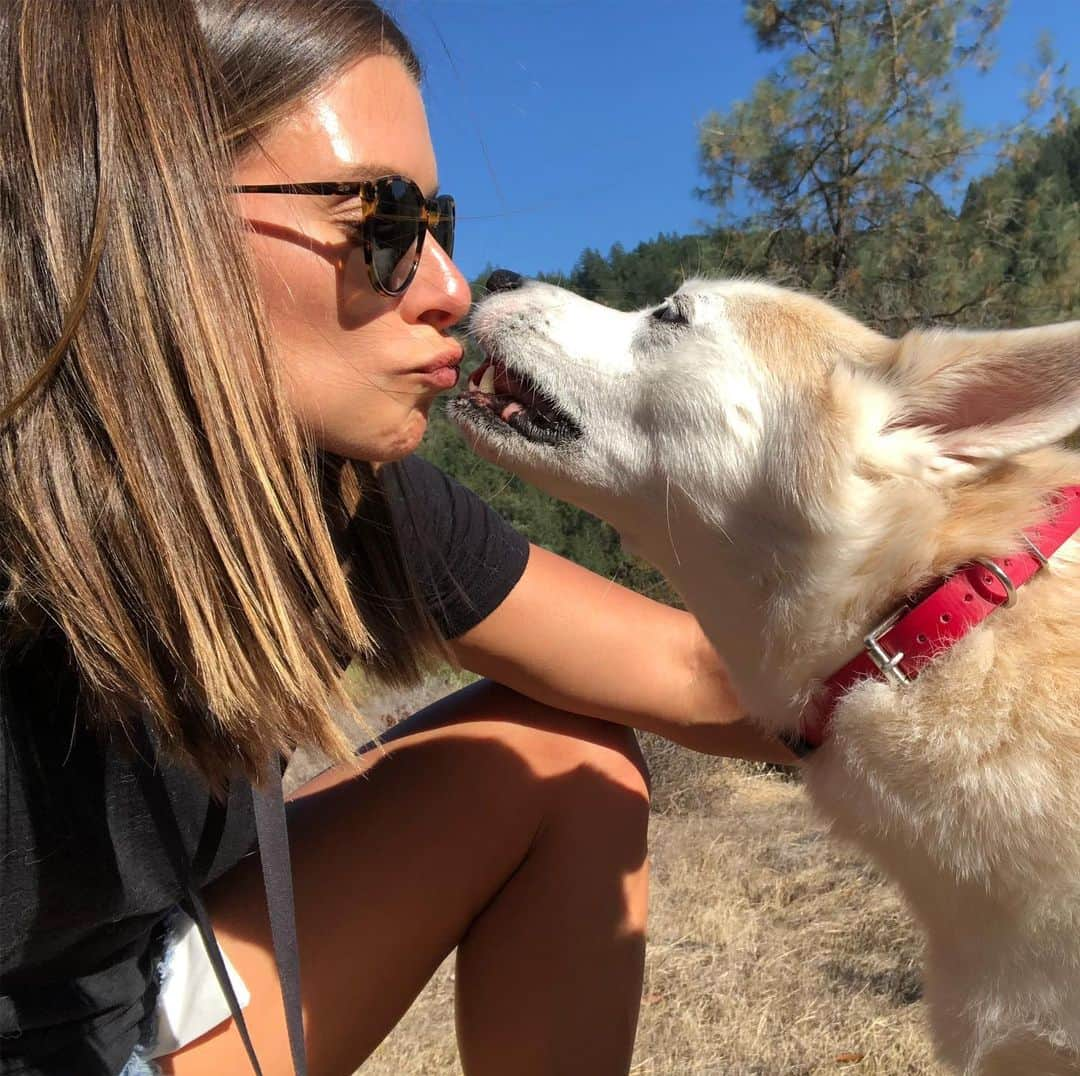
[0,0,441,791]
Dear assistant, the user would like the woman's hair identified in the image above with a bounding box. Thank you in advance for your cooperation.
[0,0,442,792]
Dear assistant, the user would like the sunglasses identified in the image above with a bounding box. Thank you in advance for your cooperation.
[232,175,455,297]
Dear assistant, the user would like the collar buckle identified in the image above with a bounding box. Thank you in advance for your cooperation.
[863,603,911,686]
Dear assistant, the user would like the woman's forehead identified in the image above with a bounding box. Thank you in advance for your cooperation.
[239,53,438,193]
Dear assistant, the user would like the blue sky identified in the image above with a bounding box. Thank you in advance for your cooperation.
[387,1,1079,283]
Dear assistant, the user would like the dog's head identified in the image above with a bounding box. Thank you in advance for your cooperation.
[453,276,1080,533]
[452,276,1080,568]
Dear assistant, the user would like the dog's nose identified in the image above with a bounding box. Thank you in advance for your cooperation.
[486,269,524,293]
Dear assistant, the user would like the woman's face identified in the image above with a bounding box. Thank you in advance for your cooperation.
[233,54,470,461]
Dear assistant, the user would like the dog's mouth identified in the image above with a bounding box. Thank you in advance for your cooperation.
[456,354,581,447]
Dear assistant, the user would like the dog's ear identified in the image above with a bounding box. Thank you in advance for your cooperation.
[879,321,1080,479]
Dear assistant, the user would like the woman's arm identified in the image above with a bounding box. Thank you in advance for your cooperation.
[449,543,797,765]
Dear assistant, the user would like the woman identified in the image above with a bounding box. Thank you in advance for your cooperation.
[0,3,794,1075]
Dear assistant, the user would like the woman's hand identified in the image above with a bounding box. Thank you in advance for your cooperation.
[450,543,798,766]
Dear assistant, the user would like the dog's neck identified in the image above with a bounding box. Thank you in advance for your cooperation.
[622,450,1080,737]
[625,506,841,730]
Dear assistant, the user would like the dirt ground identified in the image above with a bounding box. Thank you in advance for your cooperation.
[286,673,945,1076]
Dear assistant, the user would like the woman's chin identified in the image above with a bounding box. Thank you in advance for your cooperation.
[331,411,428,463]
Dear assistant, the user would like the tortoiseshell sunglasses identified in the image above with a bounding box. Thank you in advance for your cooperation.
[232,175,455,297]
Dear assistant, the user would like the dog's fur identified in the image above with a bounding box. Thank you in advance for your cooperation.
[453,279,1080,1075]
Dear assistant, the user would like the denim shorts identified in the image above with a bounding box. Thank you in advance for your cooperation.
[119,904,251,1075]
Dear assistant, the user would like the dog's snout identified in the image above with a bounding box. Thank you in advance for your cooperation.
[486,269,524,293]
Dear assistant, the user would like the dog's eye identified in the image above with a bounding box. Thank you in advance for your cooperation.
[652,300,689,326]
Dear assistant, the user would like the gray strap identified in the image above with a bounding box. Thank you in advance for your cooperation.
[135,718,307,1076]
[181,886,265,1076]
[132,718,266,1075]
[252,759,308,1076]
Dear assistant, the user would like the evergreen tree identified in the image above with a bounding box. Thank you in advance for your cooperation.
[957,108,1080,326]
[697,0,1005,302]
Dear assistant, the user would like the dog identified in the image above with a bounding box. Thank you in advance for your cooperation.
[451,274,1080,1075]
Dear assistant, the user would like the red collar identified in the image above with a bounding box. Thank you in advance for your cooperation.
[800,485,1080,751]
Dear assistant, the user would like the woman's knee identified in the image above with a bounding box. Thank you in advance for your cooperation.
[446,680,651,810]
[295,679,651,823]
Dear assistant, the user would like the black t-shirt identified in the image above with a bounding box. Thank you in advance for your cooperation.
[0,456,530,1076]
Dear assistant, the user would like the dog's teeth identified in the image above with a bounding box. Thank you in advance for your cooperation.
[478,366,495,394]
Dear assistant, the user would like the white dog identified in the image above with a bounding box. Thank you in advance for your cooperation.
[451,274,1080,1076]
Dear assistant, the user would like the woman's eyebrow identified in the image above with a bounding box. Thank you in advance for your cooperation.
[333,163,439,199]
[336,163,398,183]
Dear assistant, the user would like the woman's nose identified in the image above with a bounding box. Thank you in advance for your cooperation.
[404,239,472,331]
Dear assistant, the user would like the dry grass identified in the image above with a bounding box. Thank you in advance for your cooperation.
[629,739,940,1076]
[286,674,944,1076]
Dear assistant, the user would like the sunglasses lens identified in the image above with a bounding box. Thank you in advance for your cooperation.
[432,195,455,258]
[370,177,425,294]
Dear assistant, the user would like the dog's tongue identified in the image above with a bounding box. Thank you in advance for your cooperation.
[470,359,533,422]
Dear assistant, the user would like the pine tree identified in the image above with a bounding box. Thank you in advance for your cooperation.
[697,0,1005,305]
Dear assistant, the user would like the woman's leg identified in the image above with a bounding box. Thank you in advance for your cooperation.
[160,679,651,1076]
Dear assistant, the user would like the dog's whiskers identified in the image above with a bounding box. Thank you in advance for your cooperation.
[665,477,682,567]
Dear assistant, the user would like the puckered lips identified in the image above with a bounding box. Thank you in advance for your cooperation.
[456,354,581,447]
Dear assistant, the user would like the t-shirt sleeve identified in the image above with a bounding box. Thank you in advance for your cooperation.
[380,454,531,640]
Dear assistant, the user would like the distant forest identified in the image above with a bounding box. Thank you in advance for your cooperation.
[421,0,1079,599]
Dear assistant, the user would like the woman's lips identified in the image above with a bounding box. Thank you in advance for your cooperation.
[413,347,464,390]
[417,364,461,390]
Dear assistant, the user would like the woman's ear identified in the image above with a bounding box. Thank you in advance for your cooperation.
[877,320,1080,479]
